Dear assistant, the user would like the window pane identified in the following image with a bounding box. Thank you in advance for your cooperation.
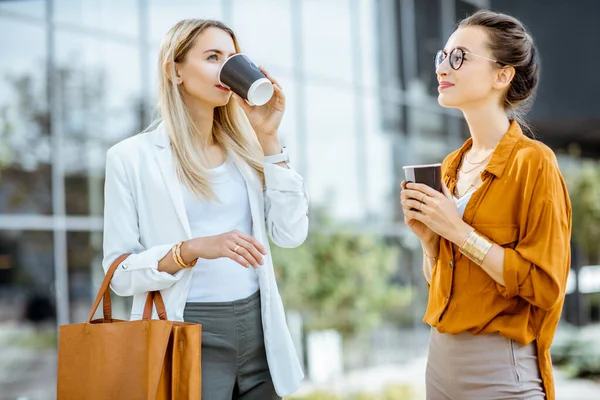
[455,0,479,21]
[0,0,46,19]
[302,0,353,84]
[407,106,451,163]
[357,0,380,91]
[375,0,403,133]
[55,32,142,215]
[364,94,394,222]
[230,0,293,71]
[415,0,441,97]
[54,0,140,38]
[0,17,52,214]
[68,231,131,323]
[306,84,360,220]
[380,91,406,133]
[148,0,223,44]
[0,230,57,399]
[377,0,403,91]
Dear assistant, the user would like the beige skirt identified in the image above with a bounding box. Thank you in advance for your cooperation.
[426,328,545,400]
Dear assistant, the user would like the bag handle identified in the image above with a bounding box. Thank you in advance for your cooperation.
[87,254,168,323]
[142,290,167,320]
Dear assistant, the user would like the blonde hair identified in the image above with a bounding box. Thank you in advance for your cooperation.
[157,19,264,198]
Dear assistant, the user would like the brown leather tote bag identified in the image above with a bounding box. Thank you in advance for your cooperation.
[57,254,201,399]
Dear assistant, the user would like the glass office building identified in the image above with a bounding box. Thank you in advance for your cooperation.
[0,0,487,396]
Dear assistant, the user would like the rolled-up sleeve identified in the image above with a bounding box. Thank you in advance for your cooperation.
[497,162,571,311]
[263,162,309,248]
[102,149,185,296]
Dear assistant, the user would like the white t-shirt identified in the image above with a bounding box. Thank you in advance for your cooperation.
[454,189,476,218]
[182,157,259,302]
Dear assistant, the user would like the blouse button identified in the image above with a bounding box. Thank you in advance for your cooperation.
[449,260,454,269]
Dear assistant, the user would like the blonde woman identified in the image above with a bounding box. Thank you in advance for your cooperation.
[102,19,308,399]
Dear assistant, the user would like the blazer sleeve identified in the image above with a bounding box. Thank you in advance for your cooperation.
[102,148,185,296]
[263,161,309,248]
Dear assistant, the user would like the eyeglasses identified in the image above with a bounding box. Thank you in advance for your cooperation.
[435,48,499,70]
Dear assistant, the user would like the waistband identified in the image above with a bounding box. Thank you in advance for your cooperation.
[184,290,260,316]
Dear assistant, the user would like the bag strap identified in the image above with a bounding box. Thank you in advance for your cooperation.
[87,254,168,323]
[142,290,168,320]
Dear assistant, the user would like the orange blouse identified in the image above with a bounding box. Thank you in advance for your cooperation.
[424,120,572,400]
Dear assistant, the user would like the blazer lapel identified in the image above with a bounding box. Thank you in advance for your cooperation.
[152,124,192,239]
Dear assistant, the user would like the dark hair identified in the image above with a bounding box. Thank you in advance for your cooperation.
[459,10,539,134]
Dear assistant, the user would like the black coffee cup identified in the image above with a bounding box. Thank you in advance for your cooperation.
[218,54,274,106]
[402,163,442,192]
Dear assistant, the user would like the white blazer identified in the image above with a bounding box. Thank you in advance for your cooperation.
[102,122,309,396]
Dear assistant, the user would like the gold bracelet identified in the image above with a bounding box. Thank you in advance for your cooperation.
[172,241,197,269]
[459,230,472,249]
[423,251,438,262]
[171,243,186,269]
[460,231,484,264]
[459,230,492,266]
[177,241,197,268]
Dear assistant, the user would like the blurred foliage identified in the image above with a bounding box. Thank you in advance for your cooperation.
[291,391,341,400]
[6,328,57,350]
[381,384,418,400]
[290,383,418,400]
[552,323,600,379]
[271,206,413,337]
[567,161,600,264]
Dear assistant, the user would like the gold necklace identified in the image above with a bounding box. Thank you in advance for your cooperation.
[460,157,488,174]
[454,172,483,198]
[464,150,493,165]
[455,154,485,197]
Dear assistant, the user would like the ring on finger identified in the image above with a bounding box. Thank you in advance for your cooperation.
[233,245,240,253]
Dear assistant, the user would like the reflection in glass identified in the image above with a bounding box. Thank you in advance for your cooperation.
[0,17,52,214]
[302,0,353,84]
[0,0,46,19]
[407,106,451,162]
[148,0,223,43]
[363,95,394,221]
[305,84,360,220]
[0,230,57,399]
[415,0,441,97]
[455,0,479,22]
[54,0,140,38]
[356,0,379,91]
[54,31,142,215]
[68,231,131,323]
[231,0,293,70]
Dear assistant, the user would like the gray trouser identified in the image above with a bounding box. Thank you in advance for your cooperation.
[426,328,545,400]
[183,291,280,400]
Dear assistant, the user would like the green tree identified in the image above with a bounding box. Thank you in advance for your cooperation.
[568,162,600,264]
[271,206,413,337]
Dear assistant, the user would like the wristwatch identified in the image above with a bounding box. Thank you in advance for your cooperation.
[263,147,289,165]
